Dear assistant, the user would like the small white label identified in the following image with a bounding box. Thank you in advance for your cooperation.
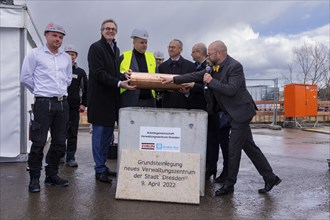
[139,126,181,152]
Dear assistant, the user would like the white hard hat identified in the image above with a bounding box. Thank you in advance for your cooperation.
[64,45,78,54]
[130,28,149,40]
[44,22,66,35]
[154,51,164,59]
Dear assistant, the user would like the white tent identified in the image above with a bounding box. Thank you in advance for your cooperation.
[0,3,43,162]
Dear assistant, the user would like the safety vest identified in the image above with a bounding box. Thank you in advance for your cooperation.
[120,51,156,97]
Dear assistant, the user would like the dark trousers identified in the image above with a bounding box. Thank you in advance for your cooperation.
[66,108,80,161]
[136,98,156,107]
[28,99,69,178]
[226,119,275,186]
[206,127,230,174]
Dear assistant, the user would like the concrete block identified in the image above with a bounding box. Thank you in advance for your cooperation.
[115,149,200,204]
[117,107,207,197]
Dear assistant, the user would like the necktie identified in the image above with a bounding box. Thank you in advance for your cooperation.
[170,60,178,67]
[213,65,220,72]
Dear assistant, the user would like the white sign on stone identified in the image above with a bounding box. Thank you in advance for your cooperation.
[139,126,181,152]
[116,149,200,204]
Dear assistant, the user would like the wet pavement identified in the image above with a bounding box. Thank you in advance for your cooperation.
[1,126,329,220]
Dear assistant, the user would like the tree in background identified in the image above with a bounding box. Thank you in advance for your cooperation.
[288,42,329,100]
[282,62,294,83]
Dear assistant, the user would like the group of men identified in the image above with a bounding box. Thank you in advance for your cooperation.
[21,19,281,196]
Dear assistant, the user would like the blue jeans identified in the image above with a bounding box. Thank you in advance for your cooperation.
[91,124,114,173]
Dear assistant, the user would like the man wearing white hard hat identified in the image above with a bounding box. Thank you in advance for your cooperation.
[119,28,157,107]
[154,50,165,68]
[21,22,72,193]
[63,45,88,168]
[153,50,165,107]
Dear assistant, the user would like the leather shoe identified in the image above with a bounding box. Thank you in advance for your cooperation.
[95,172,112,183]
[258,175,282,194]
[215,184,234,196]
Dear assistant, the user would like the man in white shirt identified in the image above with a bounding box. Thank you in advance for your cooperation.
[21,22,72,193]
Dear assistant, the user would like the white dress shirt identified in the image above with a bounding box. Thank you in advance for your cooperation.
[21,45,72,97]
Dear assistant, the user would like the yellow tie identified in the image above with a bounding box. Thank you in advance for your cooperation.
[213,65,220,72]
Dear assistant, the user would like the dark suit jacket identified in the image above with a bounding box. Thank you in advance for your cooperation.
[173,55,257,123]
[67,65,88,109]
[158,56,195,109]
[87,36,121,127]
[188,60,207,110]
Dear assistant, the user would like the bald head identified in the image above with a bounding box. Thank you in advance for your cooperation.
[191,42,207,63]
[193,43,207,56]
[208,40,228,65]
[209,40,227,54]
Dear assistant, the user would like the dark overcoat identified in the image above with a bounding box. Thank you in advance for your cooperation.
[87,36,121,126]
[158,56,195,109]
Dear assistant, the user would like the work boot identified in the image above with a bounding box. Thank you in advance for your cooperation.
[44,175,69,187]
[29,177,40,193]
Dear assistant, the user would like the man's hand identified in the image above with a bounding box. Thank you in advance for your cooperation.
[203,73,213,84]
[124,69,132,80]
[179,82,194,94]
[181,82,195,89]
[160,75,174,84]
[120,80,136,90]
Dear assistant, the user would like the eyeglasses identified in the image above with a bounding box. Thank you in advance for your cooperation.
[168,46,177,49]
[156,58,164,61]
[207,51,218,57]
[192,50,199,53]
[103,27,117,32]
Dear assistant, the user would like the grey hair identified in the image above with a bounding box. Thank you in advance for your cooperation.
[100,19,118,31]
[194,43,207,56]
[172,39,183,49]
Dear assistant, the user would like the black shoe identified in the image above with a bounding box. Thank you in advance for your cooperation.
[214,172,227,183]
[215,184,234,196]
[95,172,112,183]
[44,175,69,187]
[105,167,117,177]
[205,169,217,180]
[29,177,40,193]
[258,175,282,194]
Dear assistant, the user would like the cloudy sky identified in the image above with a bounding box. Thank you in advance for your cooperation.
[16,0,329,81]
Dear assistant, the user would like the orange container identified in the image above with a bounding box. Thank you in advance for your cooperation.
[284,84,317,117]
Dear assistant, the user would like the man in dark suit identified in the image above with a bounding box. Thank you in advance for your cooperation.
[160,40,281,195]
[189,43,230,182]
[158,39,196,109]
[87,19,135,184]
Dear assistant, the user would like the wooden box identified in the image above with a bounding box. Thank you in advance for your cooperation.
[129,72,182,90]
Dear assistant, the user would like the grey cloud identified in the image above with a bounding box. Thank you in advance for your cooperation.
[16,0,329,80]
